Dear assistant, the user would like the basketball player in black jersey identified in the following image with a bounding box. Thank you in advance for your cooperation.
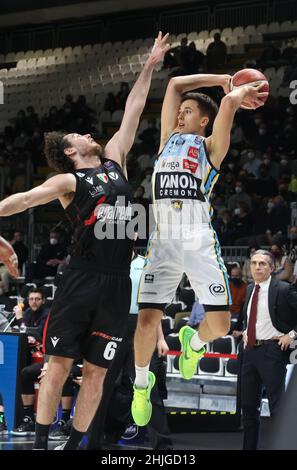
[0,32,169,450]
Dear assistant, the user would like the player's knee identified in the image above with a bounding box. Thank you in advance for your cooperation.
[83,364,106,391]
[137,310,162,331]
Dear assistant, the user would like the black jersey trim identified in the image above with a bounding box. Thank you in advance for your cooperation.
[203,139,221,174]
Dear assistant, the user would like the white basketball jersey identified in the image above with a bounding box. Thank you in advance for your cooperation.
[152,132,220,229]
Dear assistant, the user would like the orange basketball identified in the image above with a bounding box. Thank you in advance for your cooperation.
[230,68,269,109]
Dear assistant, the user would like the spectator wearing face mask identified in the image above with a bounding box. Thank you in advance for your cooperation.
[25,230,67,282]
[228,181,252,212]
[243,150,262,177]
[271,244,293,283]
[213,209,236,246]
[233,203,254,245]
[261,153,280,180]
[255,164,278,198]
[278,154,292,179]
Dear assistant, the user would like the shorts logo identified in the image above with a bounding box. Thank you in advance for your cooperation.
[183,159,198,174]
[50,336,60,348]
[76,172,85,178]
[209,283,226,296]
[171,200,183,211]
[91,331,122,342]
[108,171,119,181]
[187,146,199,159]
[97,174,109,184]
[144,274,154,283]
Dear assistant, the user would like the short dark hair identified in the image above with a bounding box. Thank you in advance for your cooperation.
[181,92,219,135]
[44,132,75,173]
[28,288,45,299]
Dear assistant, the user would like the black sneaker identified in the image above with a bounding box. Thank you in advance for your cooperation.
[11,417,35,436]
[0,421,8,435]
[49,421,70,441]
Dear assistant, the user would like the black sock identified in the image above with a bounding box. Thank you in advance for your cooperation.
[61,409,71,424]
[63,425,84,450]
[23,405,35,421]
[33,423,50,450]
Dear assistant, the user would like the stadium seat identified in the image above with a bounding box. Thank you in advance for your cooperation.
[225,358,239,376]
[198,357,224,376]
[198,30,208,40]
[233,26,244,37]
[188,31,199,41]
[212,336,236,355]
[279,21,293,32]
[209,28,221,37]
[244,25,256,36]
[221,27,232,38]
[256,24,268,34]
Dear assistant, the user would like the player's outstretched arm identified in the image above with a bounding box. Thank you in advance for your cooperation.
[0,173,76,216]
[205,83,269,169]
[105,32,170,172]
[159,73,231,150]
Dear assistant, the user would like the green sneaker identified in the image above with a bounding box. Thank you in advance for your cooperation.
[179,326,205,380]
[131,371,156,427]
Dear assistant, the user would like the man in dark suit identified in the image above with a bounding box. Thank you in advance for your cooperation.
[241,249,297,450]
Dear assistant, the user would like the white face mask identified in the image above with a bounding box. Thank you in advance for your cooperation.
[247,152,255,159]
[280,159,288,166]
[50,238,58,246]
[263,159,270,165]
[235,186,242,193]
[267,202,274,210]
[234,208,240,216]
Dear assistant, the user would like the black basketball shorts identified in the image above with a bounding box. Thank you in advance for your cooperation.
[43,266,131,368]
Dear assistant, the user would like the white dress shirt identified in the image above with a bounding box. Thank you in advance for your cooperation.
[247,276,283,339]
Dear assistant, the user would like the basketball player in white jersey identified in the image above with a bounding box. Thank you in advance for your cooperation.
[131,73,268,426]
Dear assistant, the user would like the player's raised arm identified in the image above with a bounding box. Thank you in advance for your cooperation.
[159,73,231,150]
[0,173,76,217]
[105,32,170,170]
[205,83,269,169]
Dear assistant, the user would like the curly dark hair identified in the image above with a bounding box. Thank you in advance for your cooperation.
[44,132,75,173]
[181,92,219,136]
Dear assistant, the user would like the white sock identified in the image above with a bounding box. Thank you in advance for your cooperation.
[190,331,206,352]
[135,364,150,389]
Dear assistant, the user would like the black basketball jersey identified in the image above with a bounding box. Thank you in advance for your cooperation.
[65,159,134,273]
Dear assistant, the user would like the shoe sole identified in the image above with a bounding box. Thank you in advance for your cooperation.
[10,431,35,436]
[48,435,70,441]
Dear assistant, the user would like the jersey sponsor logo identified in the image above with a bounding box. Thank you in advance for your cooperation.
[161,160,180,171]
[97,173,109,184]
[76,172,85,177]
[209,283,226,296]
[50,336,60,348]
[194,136,202,145]
[89,185,104,197]
[108,171,119,181]
[95,200,133,223]
[85,176,94,185]
[154,172,205,201]
[144,274,154,283]
[183,159,198,174]
[187,146,199,159]
[171,200,183,211]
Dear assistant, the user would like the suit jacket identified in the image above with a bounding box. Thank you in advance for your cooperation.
[242,277,297,334]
